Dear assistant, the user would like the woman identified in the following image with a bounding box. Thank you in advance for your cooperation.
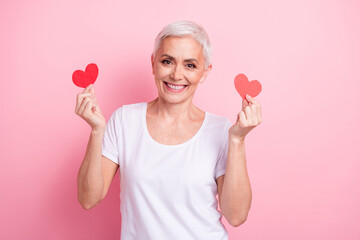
[76,21,262,240]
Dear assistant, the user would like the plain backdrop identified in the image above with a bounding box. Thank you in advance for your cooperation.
[1,0,359,239]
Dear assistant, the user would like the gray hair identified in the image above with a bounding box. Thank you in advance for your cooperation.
[152,20,213,68]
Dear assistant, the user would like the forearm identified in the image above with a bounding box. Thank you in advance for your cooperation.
[77,129,105,209]
[220,138,252,226]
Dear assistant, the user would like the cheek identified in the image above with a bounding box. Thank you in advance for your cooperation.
[185,71,203,83]
[154,65,171,78]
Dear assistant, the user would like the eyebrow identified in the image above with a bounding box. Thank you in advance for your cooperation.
[161,54,199,64]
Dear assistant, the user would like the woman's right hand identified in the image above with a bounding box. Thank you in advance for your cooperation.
[75,84,106,131]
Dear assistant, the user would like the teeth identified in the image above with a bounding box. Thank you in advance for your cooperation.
[166,82,186,90]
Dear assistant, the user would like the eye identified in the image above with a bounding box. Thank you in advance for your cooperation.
[161,59,172,65]
[186,63,196,69]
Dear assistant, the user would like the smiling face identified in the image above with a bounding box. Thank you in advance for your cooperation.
[151,36,212,104]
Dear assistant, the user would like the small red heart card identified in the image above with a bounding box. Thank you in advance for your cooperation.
[72,63,98,88]
[234,73,262,99]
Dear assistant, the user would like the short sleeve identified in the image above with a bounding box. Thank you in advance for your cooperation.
[214,119,232,180]
[102,107,122,165]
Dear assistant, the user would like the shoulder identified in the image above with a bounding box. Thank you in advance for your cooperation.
[202,111,232,140]
[121,102,145,114]
[108,102,146,128]
[206,111,232,130]
[111,102,145,117]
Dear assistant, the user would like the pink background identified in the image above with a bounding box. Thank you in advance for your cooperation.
[1,0,359,239]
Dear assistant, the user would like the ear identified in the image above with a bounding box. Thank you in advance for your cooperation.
[151,54,155,75]
[199,64,212,84]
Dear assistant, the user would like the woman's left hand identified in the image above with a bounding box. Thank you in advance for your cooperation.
[229,94,262,143]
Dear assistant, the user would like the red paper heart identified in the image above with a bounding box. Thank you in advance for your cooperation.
[72,63,98,88]
[234,73,262,99]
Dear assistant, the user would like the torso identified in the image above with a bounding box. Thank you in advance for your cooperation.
[146,100,205,145]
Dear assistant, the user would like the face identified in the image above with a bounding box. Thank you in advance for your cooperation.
[151,36,212,104]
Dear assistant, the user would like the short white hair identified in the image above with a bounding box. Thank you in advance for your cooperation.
[152,20,213,68]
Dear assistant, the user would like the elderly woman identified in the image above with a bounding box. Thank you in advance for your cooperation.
[76,21,262,240]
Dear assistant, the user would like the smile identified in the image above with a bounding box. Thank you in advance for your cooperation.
[164,81,188,92]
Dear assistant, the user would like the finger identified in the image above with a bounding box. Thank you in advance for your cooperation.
[83,84,93,93]
[247,94,261,111]
[89,86,99,104]
[79,96,92,116]
[251,99,262,124]
[257,105,262,123]
[246,95,260,109]
[244,106,252,121]
[245,94,255,104]
[95,104,102,114]
[82,99,96,118]
[76,93,92,112]
[89,86,96,101]
[88,86,101,115]
[75,92,92,113]
[251,104,258,124]
[242,98,249,111]
[239,110,246,126]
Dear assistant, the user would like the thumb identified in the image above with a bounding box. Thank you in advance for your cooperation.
[90,86,95,99]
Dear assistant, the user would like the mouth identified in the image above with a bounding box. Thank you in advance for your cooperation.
[163,81,188,92]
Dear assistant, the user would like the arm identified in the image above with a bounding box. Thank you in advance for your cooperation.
[75,84,119,210]
[217,94,262,226]
[77,129,119,210]
[217,139,251,227]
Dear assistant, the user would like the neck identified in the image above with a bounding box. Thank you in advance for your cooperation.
[148,97,200,122]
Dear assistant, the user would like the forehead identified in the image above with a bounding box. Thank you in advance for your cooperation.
[158,36,204,60]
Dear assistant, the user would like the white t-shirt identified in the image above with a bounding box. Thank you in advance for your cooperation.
[102,102,232,240]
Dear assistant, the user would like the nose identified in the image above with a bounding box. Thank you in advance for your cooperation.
[170,65,183,81]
